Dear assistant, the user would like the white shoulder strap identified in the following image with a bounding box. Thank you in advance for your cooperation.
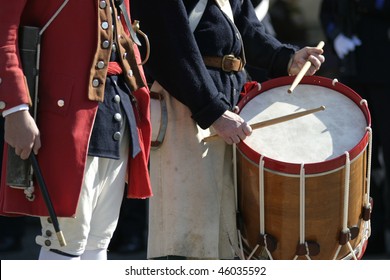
[188,0,234,33]
[214,0,234,22]
[188,0,208,33]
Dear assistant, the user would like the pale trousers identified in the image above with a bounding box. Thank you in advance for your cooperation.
[148,83,238,259]
[36,124,130,257]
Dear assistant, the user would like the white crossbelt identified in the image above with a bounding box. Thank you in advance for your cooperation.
[189,0,234,33]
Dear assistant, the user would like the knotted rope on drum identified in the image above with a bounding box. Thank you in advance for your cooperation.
[360,99,372,212]
[360,126,373,253]
[357,100,373,253]
[333,152,357,260]
[364,126,372,208]
[242,155,276,260]
[245,155,274,260]
[293,164,312,260]
[259,156,265,236]
[247,156,273,259]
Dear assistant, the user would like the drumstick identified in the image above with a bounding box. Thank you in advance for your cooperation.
[287,41,325,94]
[202,105,325,142]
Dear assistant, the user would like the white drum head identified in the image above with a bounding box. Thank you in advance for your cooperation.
[239,84,367,164]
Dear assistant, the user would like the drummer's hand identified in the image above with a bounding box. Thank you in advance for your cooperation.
[211,110,252,145]
[288,46,325,76]
[4,110,41,160]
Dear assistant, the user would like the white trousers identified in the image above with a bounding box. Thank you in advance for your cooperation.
[36,125,129,257]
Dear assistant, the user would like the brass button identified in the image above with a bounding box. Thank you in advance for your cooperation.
[44,240,51,246]
[47,217,52,224]
[45,230,52,237]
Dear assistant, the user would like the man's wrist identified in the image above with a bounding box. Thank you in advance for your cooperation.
[2,104,29,117]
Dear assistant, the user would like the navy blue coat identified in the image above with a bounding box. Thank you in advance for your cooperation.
[132,0,296,128]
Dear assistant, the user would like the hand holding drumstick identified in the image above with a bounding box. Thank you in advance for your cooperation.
[203,106,326,142]
[207,42,325,144]
[288,41,325,93]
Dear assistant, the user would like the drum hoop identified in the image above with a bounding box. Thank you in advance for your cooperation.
[237,144,368,177]
[237,76,372,175]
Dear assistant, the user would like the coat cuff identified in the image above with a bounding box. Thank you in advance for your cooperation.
[191,93,230,129]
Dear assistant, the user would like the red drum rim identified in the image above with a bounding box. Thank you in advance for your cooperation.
[237,75,372,175]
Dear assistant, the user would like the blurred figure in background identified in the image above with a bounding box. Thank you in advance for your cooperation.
[246,0,276,82]
[320,0,390,257]
[251,0,276,36]
[247,0,309,82]
[269,0,308,46]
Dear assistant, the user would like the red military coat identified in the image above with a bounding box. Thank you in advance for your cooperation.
[0,0,152,217]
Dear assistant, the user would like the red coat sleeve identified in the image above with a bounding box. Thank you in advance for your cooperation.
[0,0,32,113]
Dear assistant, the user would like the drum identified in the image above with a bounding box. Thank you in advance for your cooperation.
[236,76,372,260]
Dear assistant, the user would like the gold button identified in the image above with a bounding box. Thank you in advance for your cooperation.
[44,240,51,246]
[46,230,52,237]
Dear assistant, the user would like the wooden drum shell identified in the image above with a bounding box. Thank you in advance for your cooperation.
[236,76,372,260]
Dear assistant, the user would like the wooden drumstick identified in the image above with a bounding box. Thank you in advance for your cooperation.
[287,41,325,94]
[202,105,325,142]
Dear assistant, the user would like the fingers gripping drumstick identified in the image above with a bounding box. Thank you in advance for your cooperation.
[202,106,325,142]
[288,41,325,94]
